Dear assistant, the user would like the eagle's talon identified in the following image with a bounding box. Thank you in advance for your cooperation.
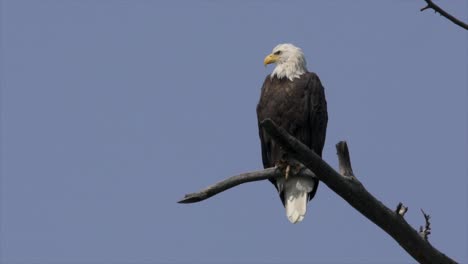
[275,159,290,179]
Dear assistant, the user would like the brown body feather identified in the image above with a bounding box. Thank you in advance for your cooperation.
[256,72,328,204]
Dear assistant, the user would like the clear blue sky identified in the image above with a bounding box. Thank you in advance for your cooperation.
[1,1,467,263]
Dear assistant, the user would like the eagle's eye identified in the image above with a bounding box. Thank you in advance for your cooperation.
[274,50,282,55]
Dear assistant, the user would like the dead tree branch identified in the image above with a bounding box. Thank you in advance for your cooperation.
[178,167,278,203]
[260,119,456,264]
[420,0,468,30]
[178,167,317,204]
[178,118,457,263]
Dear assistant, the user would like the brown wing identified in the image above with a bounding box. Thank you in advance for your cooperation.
[303,72,328,200]
[256,73,328,201]
[306,72,328,158]
[256,76,275,169]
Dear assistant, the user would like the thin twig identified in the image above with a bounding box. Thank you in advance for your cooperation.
[420,209,432,240]
[420,0,468,30]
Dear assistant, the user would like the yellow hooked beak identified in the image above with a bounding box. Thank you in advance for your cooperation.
[263,53,279,66]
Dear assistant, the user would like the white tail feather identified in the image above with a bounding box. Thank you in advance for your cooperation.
[284,177,315,224]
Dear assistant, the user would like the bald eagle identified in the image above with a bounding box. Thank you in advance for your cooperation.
[257,43,328,223]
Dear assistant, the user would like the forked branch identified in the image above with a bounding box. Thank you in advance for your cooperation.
[260,119,456,263]
[420,0,468,30]
[177,119,457,263]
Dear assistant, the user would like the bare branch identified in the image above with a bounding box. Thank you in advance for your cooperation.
[178,168,278,203]
[420,0,468,30]
[260,118,456,264]
[177,117,456,263]
[178,167,317,204]
[420,209,432,240]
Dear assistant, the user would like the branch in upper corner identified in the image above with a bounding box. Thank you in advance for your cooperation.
[420,0,468,30]
[419,209,432,240]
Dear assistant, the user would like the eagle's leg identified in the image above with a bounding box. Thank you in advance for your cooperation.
[279,160,305,179]
[275,159,291,179]
[275,159,290,179]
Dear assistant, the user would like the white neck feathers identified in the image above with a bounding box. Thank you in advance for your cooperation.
[271,55,307,81]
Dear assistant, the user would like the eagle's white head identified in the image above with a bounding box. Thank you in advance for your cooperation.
[264,43,308,81]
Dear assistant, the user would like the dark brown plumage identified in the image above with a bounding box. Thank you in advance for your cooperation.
[256,72,328,205]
